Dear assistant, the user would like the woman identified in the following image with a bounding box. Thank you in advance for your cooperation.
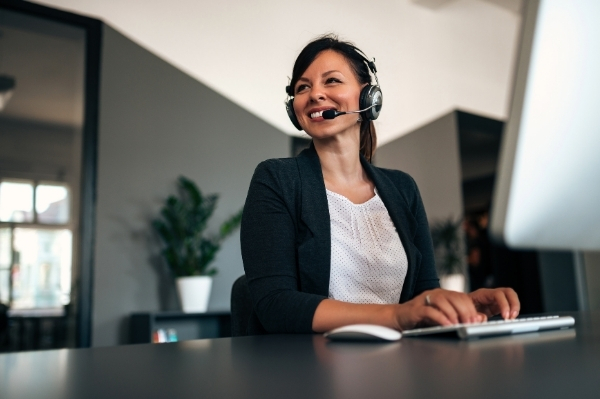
[240,35,519,335]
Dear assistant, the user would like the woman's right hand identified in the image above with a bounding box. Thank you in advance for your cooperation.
[392,288,486,331]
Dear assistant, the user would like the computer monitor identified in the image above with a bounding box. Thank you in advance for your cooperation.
[491,0,600,251]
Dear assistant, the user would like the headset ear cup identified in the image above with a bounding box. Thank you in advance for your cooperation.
[359,85,383,121]
[286,98,303,131]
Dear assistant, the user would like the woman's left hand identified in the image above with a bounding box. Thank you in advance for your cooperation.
[468,288,520,320]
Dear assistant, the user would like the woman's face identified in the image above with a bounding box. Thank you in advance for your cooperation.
[293,50,364,139]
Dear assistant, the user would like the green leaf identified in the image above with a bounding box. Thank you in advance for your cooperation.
[151,176,243,277]
[179,176,203,208]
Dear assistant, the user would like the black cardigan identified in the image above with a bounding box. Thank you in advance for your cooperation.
[240,144,440,334]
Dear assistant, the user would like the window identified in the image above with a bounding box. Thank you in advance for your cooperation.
[36,184,70,224]
[0,180,34,223]
[0,179,72,310]
[11,228,72,308]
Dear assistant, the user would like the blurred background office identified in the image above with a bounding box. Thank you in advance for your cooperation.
[0,0,598,351]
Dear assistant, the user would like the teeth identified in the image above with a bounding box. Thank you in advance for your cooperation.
[310,111,324,119]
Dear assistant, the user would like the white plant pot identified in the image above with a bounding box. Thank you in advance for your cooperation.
[440,273,466,293]
[176,276,212,313]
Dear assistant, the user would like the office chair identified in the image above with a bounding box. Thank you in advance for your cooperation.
[230,275,253,337]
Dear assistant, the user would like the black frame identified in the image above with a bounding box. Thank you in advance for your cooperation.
[0,0,102,347]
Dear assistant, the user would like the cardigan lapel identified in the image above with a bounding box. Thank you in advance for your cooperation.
[361,157,420,303]
[295,145,331,297]
[294,145,422,301]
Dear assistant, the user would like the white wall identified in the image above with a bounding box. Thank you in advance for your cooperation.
[34,0,521,144]
[93,25,288,346]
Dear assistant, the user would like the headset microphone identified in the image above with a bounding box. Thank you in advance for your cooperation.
[322,103,379,120]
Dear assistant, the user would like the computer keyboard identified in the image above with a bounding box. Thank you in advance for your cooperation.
[402,315,575,340]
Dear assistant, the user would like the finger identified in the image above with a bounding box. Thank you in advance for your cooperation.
[420,306,453,327]
[493,290,511,319]
[501,288,521,319]
[469,288,491,315]
[477,312,487,323]
[444,292,479,323]
[428,294,460,324]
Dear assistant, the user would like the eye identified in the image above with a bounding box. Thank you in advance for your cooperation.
[295,84,309,94]
[326,77,342,84]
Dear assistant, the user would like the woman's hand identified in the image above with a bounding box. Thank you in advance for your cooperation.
[392,288,486,331]
[468,288,520,319]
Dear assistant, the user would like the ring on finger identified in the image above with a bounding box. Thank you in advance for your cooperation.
[425,294,431,306]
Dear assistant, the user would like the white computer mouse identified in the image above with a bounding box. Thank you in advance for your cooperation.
[324,324,402,342]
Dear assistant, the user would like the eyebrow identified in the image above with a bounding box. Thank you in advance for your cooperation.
[297,70,342,83]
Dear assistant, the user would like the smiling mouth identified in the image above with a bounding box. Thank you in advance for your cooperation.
[310,109,336,119]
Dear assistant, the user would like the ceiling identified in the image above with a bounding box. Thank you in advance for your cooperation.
[25,0,522,144]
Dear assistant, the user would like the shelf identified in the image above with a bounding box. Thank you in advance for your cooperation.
[129,311,231,344]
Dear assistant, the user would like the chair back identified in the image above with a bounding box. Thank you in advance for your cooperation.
[231,275,252,337]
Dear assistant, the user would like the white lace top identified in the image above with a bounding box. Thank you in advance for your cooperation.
[326,189,408,304]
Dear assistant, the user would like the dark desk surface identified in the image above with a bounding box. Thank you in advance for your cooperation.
[2,312,600,399]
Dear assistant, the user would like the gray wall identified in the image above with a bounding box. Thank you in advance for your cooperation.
[375,112,463,224]
[584,252,600,310]
[93,25,288,347]
[0,118,78,182]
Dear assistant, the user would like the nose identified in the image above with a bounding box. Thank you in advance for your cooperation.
[308,84,326,103]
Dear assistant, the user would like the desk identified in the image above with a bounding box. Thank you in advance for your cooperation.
[1,312,599,399]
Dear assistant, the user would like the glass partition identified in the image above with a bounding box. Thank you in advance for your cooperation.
[0,4,89,350]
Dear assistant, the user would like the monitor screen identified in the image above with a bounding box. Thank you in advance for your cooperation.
[491,0,600,251]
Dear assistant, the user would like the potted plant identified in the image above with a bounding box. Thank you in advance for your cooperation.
[153,176,243,312]
[430,218,466,292]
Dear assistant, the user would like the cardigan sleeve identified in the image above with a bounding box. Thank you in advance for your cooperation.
[240,160,327,333]
[407,175,441,295]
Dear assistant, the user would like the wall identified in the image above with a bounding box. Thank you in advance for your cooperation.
[374,112,463,223]
[0,118,78,182]
[585,252,600,311]
[35,0,522,144]
[93,25,288,347]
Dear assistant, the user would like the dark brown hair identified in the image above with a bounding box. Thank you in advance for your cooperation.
[288,34,377,162]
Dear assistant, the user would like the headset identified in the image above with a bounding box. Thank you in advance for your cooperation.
[285,50,382,131]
